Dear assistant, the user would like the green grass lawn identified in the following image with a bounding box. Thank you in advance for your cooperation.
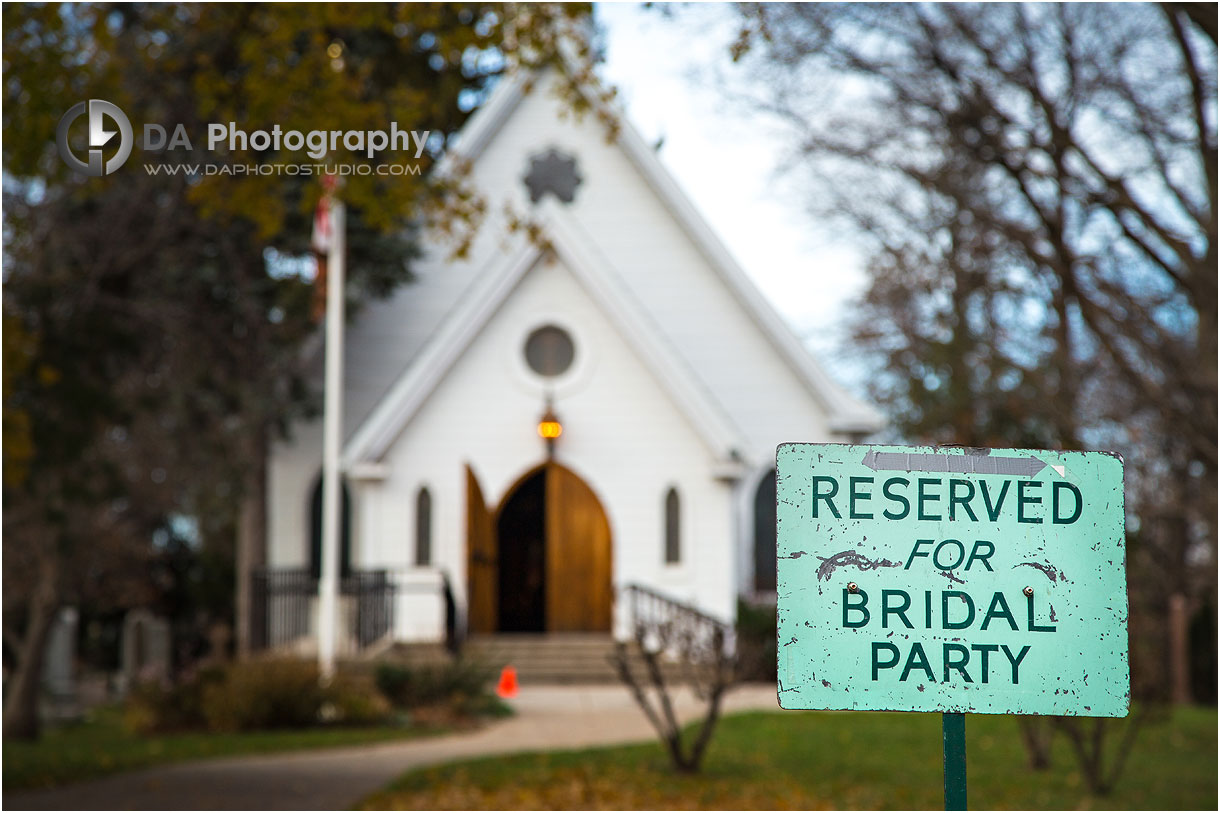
[360,706,1216,810]
[2,706,447,792]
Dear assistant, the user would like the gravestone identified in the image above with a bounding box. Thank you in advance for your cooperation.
[121,608,172,689]
[41,606,79,721]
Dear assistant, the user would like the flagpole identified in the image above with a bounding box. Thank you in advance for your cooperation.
[318,195,345,683]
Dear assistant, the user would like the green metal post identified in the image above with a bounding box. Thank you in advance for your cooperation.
[942,712,967,810]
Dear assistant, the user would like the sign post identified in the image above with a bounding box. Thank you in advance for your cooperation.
[776,444,1129,809]
[943,712,966,810]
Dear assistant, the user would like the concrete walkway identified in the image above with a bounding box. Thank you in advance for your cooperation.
[6,684,781,811]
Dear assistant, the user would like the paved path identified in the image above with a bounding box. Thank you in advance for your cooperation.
[6,684,781,811]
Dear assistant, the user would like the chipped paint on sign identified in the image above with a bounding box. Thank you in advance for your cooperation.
[776,443,1129,717]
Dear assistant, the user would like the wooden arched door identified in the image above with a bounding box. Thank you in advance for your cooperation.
[544,463,613,632]
[465,462,612,633]
[465,465,497,634]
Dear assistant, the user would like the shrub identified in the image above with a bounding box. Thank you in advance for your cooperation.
[736,598,777,682]
[374,658,496,713]
[326,671,393,726]
[123,666,225,734]
[123,659,400,734]
[123,683,174,735]
[201,659,326,731]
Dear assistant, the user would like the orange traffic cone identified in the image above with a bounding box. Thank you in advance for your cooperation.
[496,665,519,699]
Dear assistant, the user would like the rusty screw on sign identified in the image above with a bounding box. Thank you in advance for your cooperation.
[847,582,859,593]
[1023,586,1034,597]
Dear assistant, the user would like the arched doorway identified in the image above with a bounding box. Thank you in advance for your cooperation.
[497,468,547,631]
[466,462,612,633]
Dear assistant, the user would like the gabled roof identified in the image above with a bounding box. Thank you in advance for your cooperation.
[319,65,884,468]
[342,197,748,467]
[445,68,884,436]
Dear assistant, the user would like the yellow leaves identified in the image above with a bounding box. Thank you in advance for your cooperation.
[359,761,831,810]
[413,153,486,256]
[729,5,774,62]
[2,408,35,489]
[188,177,287,242]
[175,5,513,235]
[36,366,61,387]
[6,3,604,248]
[502,200,552,255]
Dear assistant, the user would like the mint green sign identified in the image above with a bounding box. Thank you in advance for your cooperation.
[776,444,1129,717]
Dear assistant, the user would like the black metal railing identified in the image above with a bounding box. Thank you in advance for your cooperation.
[621,583,733,659]
[249,567,396,653]
[249,568,311,652]
[344,570,396,649]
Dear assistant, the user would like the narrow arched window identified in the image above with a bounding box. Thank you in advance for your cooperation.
[664,487,681,564]
[415,487,432,566]
[754,468,778,592]
[309,474,352,580]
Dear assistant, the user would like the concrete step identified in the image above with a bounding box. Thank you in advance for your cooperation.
[382,635,694,684]
[469,637,621,683]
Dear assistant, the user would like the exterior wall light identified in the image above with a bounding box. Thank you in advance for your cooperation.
[538,402,562,457]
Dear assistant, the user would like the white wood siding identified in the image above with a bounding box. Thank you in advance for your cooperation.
[365,254,735,639]
[266,70,878,632]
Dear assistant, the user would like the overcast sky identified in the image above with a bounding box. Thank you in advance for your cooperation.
[595,2,871,396]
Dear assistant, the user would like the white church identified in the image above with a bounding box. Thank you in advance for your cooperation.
[258,69,883,655]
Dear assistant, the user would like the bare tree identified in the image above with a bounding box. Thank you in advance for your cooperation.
[1052,712,1149,795]
[713,0,1216,791]
[611,587,737,773]
[730,0,1214,468]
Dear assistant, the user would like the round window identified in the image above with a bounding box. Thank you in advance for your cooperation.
[524,325,575,377]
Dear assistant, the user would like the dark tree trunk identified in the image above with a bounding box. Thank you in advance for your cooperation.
[1016,716,1054,770]
[235,425,268,660]
[3,555,59,741]
[1054,711,1147,795]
